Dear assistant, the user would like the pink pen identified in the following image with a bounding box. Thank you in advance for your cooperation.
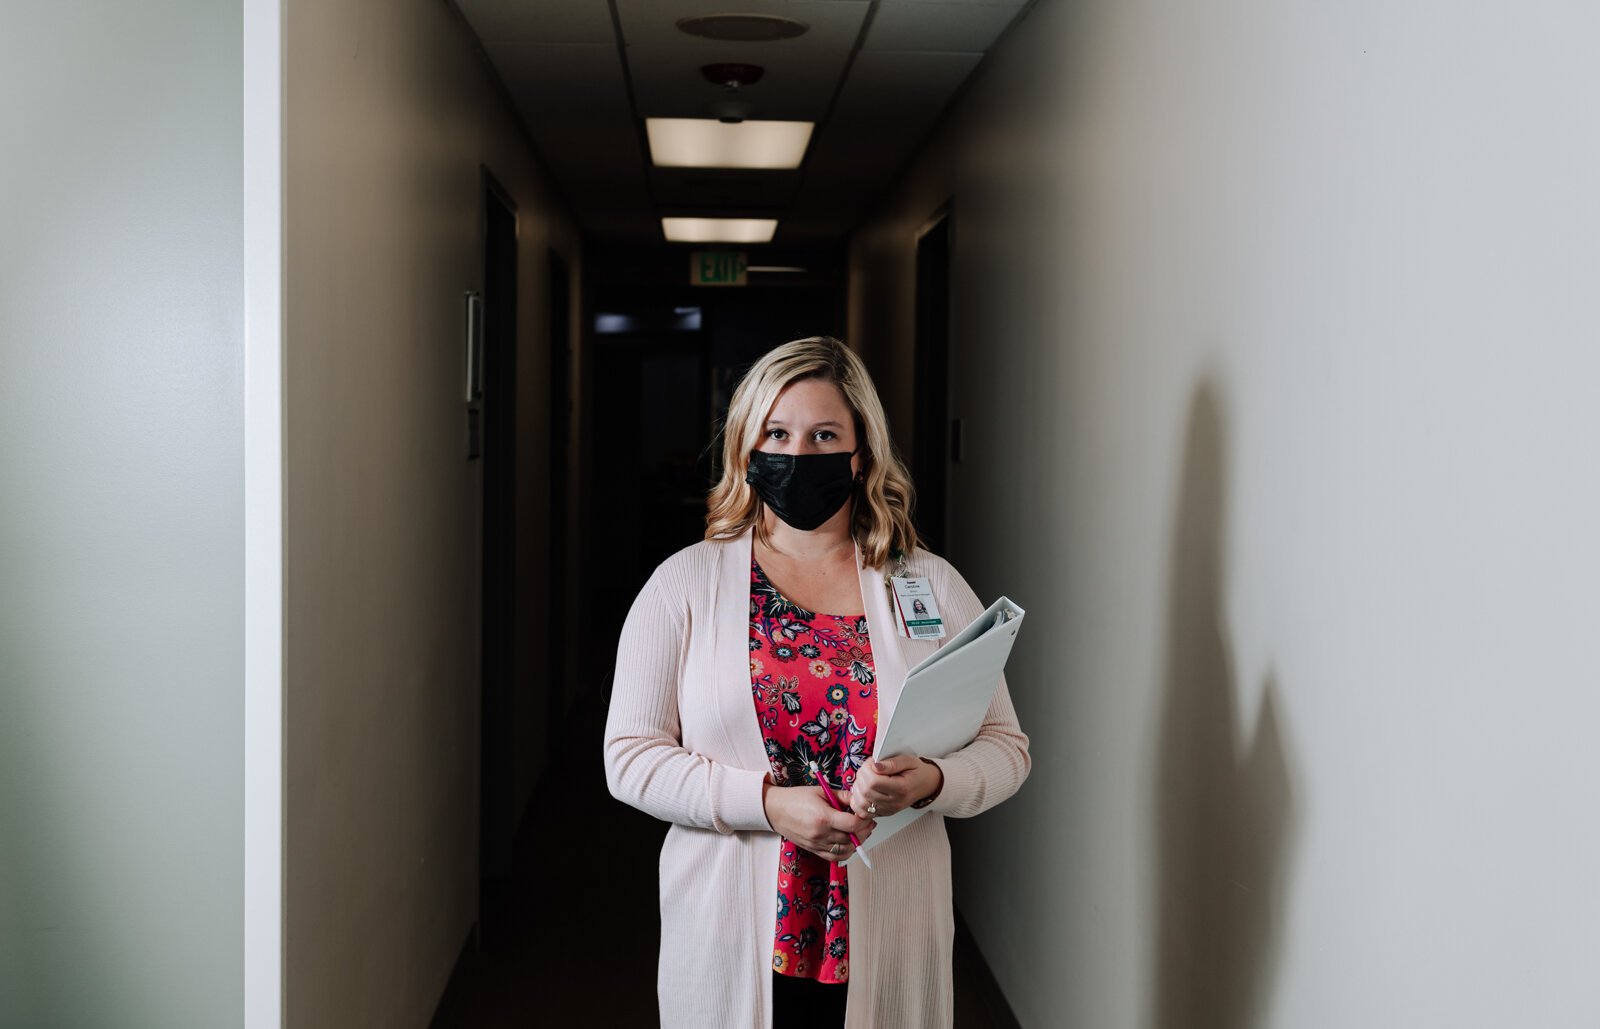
[807,761,874,869]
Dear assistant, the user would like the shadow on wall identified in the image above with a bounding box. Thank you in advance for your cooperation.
[1154,382,1299,1029]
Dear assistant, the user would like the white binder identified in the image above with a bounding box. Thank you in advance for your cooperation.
[852,596,1025,859]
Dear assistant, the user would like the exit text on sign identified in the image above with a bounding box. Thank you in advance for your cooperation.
[691,251,748,286]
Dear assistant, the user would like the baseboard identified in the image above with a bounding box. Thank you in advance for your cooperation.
[954,907,1023,1029]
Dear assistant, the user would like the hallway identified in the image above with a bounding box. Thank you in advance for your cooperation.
[427,688,665,1028]
[427,691,1019,1028]
[10,0,1600,1026]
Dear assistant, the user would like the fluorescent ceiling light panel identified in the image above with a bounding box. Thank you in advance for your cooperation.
[646,118,814,169]
[661,218,778,243]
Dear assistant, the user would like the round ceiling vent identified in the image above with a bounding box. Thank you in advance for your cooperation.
[675,14,809,42]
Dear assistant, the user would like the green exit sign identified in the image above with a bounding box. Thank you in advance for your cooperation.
[691,251,748,286]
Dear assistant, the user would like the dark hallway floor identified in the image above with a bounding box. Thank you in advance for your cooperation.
[430,688,1019,1028]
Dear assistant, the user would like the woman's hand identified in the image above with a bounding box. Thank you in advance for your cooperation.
[847,755,943,820]
[763,781,876,862]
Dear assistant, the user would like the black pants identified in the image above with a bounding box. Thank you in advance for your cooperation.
[772,970,847,1028]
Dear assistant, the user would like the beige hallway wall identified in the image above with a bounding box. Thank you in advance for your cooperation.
[283,1,579,1024]
[851,1,1600,1025]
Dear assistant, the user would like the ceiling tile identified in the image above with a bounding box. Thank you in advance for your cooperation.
[548,134,650,179]
[455,0,615,44]
[486,42,633,124]
[826,50,981,137]
[547,136,652,195]
[787,50,981,232]
[626,43,847,120]
[649,167,801,210]
[864,3,1023,51]
[486,40,652,208]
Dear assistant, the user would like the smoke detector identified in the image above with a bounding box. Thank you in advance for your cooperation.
[698,64,764,122]
[701,63,766,89]
[675,15,809,42]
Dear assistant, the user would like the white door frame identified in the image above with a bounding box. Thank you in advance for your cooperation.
[243,0,284,1024]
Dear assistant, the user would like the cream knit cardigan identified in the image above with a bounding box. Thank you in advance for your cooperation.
[603,526,1031,1029]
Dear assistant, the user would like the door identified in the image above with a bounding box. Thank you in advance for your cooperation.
[546,251,572,731]
[912,212,952,554]
[478,173,518,933]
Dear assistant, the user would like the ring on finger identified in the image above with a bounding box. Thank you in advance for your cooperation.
[830,842,839,855]
[867,801,878,816]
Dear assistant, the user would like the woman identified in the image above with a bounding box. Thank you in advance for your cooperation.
[603,336,1030,1029]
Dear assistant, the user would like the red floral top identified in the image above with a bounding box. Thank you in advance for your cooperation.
[749,557,878,985]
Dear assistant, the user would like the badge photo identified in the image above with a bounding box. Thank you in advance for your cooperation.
[890,576,946,640]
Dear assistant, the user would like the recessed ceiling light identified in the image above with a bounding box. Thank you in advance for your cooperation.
[676,15,808,42]
[646,118,813,169]
[662,218,778,244]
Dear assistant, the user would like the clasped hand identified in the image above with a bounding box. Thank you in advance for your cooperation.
[762,756,942,862]
[847,754,941,821]
[762,780,875,863]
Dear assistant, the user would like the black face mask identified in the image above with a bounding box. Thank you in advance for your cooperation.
[745,449,858,531]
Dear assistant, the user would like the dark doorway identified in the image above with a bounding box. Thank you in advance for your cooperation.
[478,172,518,929]
[546,250,572,734]
[912,212,952,554]
[587,329,712,649]
[577,260,845,678]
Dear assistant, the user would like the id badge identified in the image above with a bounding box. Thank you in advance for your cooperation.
[890,576,946,640]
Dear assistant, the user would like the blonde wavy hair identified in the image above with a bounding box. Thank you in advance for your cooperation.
[706,336,921,569]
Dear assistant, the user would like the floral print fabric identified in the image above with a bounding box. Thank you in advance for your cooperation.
[750,558,878,985]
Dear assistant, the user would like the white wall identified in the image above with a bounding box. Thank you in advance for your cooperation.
[0,3,245,1026]
[282,0,579,1024]
[852,1,1600,1025]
